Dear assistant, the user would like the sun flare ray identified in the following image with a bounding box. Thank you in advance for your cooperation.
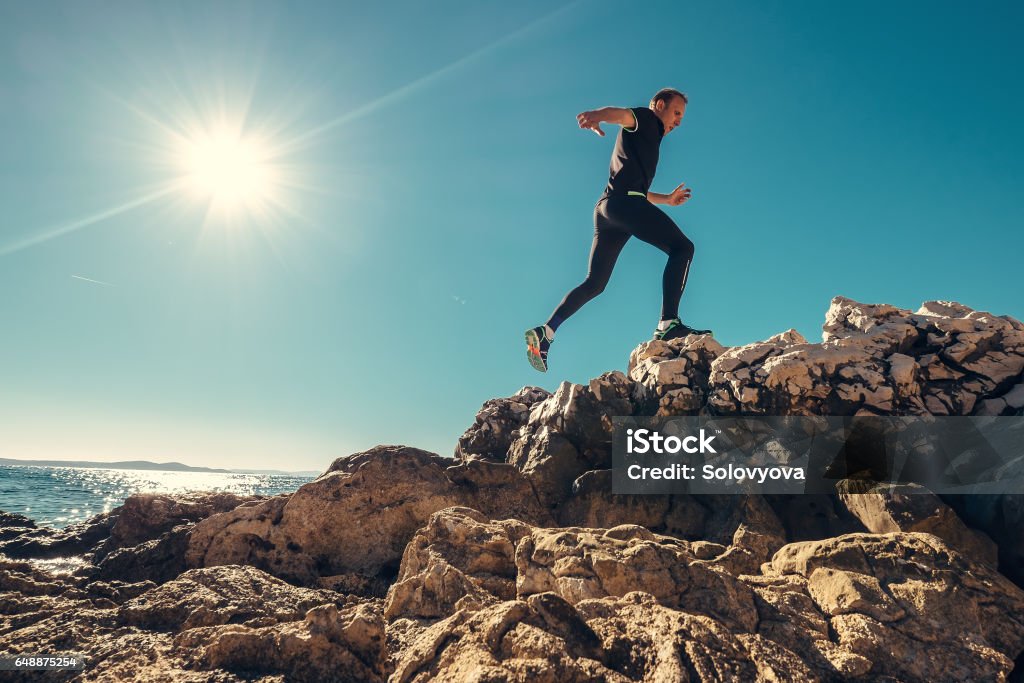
[0,184,180,257]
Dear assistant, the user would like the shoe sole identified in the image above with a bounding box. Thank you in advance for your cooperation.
[525,329,547,373]
[655,329,714,341]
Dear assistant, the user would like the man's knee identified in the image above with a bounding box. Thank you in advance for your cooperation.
[581,276,608,297]
[671,237,694,259]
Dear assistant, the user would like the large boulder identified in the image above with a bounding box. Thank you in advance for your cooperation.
[186,446,550,589]
[93,492,260,561]
[73,492,265,586]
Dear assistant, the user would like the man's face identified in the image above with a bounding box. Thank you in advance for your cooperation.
[654,95,686,135]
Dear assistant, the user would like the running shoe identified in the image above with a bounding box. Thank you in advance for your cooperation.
[525,326,550,372]
[653,318,713,341]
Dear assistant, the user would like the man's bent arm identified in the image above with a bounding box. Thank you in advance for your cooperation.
[591,107,636,128]
[648,183,693,207]
[577,107,636,135]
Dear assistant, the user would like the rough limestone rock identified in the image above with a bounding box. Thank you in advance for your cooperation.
[704,296,1024,416]
[0,562,166,681]
[175,600,386,683]
[515,525,760,633]
[0,557,91,600]
[385,508,761,632]
[386,508,1024,681]
[385,507,530,620]
[765,532,1024,680]
[507,371,636,508]
[561,476,786,565]
[445,458,555,528]
[119,565,346,631]
[701,495,790,576]
[628,334,727,415]
[389,595,612,683]
[556,481,789,576]
[456,385,551,462]
[45,492,267,587]
[0,561,382,682]
[186,446,551,589]
[390,590,834,683]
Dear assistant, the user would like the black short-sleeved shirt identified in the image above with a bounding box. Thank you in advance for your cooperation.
[599,106,665,201]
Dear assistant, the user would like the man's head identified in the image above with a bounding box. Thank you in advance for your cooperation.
[650,88,687,135]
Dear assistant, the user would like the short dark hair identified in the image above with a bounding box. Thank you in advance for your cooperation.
[650,88,688,108]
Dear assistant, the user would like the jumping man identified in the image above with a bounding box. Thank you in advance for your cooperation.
[525,87,710,373]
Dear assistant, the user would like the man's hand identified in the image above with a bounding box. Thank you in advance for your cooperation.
[576,110,606,137]
[667,183,693,206]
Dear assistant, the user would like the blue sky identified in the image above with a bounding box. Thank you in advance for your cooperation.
[1,1,1021,471]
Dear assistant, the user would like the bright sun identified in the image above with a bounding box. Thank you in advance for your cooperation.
[180,129,278,213]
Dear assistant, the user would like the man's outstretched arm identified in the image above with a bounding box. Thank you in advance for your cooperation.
[576,107,636,137]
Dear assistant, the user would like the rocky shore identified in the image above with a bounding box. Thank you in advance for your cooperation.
[2,296,1023,681]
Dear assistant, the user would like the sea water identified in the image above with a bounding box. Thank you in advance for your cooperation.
[0,464,315,528]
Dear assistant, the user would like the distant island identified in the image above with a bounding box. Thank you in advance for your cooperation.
[0,457,319,477]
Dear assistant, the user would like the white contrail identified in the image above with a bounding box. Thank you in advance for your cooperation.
[0,184,179,257]
[279,1,582,151]
[71,275,114,287]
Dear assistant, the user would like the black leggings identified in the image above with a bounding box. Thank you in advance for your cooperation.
[549,195,695,325]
